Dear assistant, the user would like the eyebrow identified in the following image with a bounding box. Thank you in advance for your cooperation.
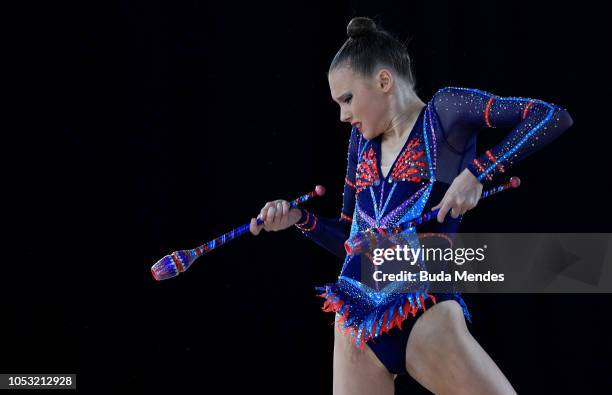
[334,92,351,103]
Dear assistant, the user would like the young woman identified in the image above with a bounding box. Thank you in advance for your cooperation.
[250,17,573,395]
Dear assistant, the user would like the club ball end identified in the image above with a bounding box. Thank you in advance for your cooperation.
[510,177,521,188]
[151,255,179,281]
[315,185,326,196]
[151,266,160,281]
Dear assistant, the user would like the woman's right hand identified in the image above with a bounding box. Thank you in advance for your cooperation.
[250,199,303,236]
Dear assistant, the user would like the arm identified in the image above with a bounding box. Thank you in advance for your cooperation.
[294,127,360,259]
[433,86,574,183]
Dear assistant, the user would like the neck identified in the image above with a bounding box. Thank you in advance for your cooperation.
[380,89,426,143]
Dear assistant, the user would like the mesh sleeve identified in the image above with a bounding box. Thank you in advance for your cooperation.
[432,86,573,183]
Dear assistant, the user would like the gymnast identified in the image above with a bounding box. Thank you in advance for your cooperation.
[250,16,573,395]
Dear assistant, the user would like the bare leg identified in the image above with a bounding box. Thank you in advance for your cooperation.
[405,300,517,395]
[333,315,396,395]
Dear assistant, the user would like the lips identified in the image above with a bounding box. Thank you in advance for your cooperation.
[352,122,362,130]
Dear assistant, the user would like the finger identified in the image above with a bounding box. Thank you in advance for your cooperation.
[273,201,283,223]
[461,204,473,216]
[250,218,262,236]
[437,200,452,223]
[282,200,289,220]
[266,206,276,224]
[258,203,268,221]
[431,189,452,212]
[450,206,460,219]
[260,202,272,224]
[268,203,282,230]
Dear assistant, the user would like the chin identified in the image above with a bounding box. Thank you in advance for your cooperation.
[360,129,375,141]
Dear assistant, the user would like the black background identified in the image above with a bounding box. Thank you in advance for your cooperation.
[9,0,612,393]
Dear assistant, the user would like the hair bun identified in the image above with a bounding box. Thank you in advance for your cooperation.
[347,17,377,39]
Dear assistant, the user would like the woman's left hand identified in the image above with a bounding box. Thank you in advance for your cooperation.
[431,168,483,223]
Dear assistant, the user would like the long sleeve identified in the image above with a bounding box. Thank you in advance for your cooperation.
[432,86,574,183]
[294,127,360,259]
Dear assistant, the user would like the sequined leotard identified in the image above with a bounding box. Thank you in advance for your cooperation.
[295,86,573,375]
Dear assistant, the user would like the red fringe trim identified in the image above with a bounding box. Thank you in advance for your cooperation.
[317,289,438,350]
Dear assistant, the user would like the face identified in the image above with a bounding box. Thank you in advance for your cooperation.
[328,66,392,140]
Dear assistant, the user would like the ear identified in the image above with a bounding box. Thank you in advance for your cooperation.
[376,68,394,93]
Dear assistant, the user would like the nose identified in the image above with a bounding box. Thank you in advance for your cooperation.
[340,108,352,123]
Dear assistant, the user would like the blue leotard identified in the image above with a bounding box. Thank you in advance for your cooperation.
[294,86,573,375]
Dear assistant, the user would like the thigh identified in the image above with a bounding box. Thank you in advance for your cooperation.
[333,317,396,395]
[405,300,516,395]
